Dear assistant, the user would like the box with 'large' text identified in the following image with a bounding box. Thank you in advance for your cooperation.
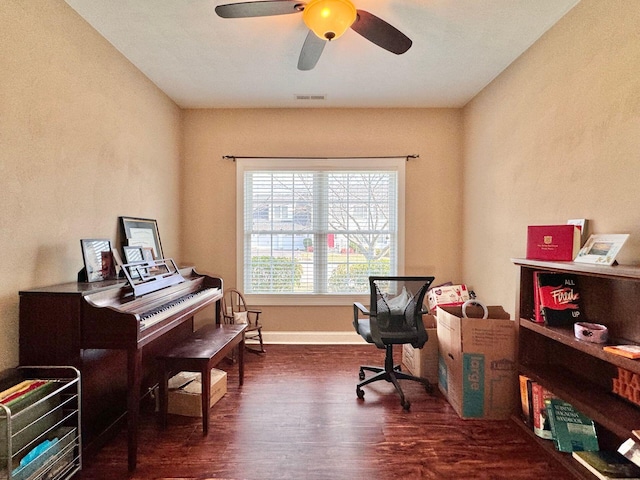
[436,305,515,420]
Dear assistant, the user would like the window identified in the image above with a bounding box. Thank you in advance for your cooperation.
[236,158,405,305]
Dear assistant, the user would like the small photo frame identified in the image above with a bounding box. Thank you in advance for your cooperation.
[122,246,145,279]
[81,239,116,282]
[142,247,155,262]
[574,234,629,266]
[120,216,164,260]
[123,245,144,263]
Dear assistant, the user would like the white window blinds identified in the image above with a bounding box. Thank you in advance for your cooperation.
[237,158,405,298]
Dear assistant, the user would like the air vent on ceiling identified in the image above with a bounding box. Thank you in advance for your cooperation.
[295,94,326,101]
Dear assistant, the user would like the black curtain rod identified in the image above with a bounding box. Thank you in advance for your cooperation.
[222,155,419,162]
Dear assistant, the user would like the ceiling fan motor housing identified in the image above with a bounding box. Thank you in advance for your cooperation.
[303,0,357,41]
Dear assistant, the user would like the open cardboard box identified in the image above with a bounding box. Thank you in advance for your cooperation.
[436,305,515,420]
[401,314,438,383]
[167,369,227,417]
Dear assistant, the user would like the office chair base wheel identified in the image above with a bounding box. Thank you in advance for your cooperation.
[356,387,365,400]
[402,400,411,411]
[358,369,365,381]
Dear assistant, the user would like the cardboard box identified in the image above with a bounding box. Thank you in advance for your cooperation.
[427,284,470,312]
[167,369,227,417]
[402,315,438,382]
[436,305,516,420]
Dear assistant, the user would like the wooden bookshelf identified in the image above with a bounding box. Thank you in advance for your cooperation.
[512,258,640,480]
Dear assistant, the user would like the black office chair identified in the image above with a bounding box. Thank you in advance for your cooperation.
[353,276,435,410]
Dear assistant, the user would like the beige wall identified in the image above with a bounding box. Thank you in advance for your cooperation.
[0,1,182,371]
[181,108,464,332]
[462,0,640,313]
[5,0,637,371]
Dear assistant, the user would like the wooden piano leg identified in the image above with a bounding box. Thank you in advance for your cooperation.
[239,332,245,386]
[201,364,211,435]
[127,348,142,471]
[159,361,169,429]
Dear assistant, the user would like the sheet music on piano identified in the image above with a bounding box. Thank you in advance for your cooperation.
[122,257,185,297]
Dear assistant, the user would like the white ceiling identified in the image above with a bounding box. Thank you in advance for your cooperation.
[64,0,580,109]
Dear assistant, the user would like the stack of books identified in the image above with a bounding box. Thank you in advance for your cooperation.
[519,375,598,449]
[520,374,640,479]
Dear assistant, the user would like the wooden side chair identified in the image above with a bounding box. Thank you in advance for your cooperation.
[221,288,265,354]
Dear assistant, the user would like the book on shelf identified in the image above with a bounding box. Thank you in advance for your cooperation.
[532,271,543,323]
[567,218,589,246]
[526,224,582,261]
[536,272,583,326]
[573,450,640,480]
[532,382,554,439]
[619,437,640,468]
[604,345,640,359]
[519,374,534,427]
[545,397,599,452]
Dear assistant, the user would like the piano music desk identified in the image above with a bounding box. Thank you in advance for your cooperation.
[157,323,247,434]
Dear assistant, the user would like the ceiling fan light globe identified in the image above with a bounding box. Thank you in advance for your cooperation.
[303,0,357,41]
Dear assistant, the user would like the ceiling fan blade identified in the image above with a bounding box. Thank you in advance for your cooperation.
[350,9,412,55]
[298,30,326,71]
[215,0,304,18]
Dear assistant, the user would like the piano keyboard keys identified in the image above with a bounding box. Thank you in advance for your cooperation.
[140,287,221,330]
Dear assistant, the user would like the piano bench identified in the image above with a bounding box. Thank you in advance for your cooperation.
[157,323,247,434]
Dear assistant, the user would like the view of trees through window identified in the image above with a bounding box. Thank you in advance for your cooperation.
[243,169,398,294]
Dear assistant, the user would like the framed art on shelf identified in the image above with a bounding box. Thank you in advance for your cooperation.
[574,233,629,266]
[120,216,164,260]
[81,238,116,282]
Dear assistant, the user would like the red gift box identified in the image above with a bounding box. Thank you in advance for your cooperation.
[526,225,581,261]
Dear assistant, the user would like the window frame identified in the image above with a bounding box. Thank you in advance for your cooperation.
[236,157,405,306]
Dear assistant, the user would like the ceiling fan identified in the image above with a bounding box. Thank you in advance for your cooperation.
[215,0,412,70]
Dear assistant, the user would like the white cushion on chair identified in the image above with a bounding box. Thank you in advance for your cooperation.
[233,311,248,324]
[386,287,411,315]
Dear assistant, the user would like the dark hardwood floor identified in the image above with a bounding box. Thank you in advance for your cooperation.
[78,344,572,479]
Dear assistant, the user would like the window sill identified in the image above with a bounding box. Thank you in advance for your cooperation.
[244,293,369,306]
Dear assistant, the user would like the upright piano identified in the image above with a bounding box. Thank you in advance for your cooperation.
[19,266,223,471]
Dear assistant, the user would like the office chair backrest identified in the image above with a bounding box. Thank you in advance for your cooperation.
[368,276,435,349]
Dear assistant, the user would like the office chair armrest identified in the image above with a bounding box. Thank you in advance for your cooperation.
[353,302,370,316]
[353,302,371,334]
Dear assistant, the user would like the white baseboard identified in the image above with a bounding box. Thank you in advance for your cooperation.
[256,331,367,345]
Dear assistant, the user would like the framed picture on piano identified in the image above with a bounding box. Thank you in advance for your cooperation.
[81,238,116,282]
[123,245,144,264]
[120,216,164,260]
